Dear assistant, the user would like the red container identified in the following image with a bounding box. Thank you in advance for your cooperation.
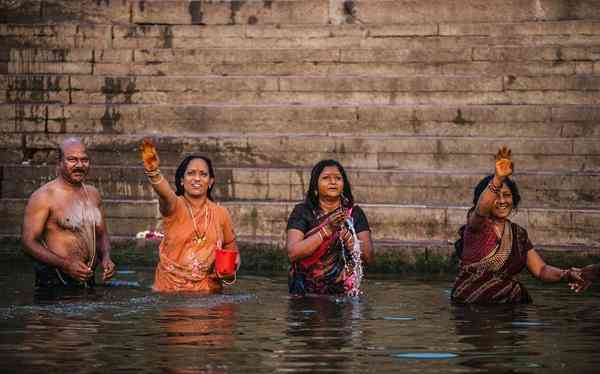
[215,248,237,278]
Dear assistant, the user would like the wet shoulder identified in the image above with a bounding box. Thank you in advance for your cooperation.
[29,179,60,205]
[350,204,370,233]
[209,200,234,225]
[287,202,314,233]
[83,184,102,205]
[511,222,529,236]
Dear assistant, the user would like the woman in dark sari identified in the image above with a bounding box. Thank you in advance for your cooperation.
[451,146,583,304]
[286,160,374,296]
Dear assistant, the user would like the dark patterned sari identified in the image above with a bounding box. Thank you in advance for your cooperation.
[452,219,533,304]
[287,203,369,296]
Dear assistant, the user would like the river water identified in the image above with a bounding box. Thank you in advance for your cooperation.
[1,262,599,373]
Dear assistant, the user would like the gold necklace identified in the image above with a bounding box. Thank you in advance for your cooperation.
[184,198,209,246]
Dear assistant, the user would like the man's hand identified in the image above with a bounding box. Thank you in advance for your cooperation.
[101,257,116,281]
[141,138,160,172]
[62,258,93,282]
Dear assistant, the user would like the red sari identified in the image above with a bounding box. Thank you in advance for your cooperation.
[451,218,533,304]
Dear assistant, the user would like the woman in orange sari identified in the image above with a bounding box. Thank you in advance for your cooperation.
[141,139,239,292]
[451,146,582,304]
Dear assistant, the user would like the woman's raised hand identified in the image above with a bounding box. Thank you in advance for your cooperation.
[495,145,513,180]
[141,138,160,172]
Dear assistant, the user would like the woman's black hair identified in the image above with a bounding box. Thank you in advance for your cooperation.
[454,175,521,259]
[305,159,354,212]
[174,155,215,200]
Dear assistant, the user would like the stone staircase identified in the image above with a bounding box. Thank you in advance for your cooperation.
[1,0,600,257]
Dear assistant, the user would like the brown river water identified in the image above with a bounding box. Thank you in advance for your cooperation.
[1,262,599,373]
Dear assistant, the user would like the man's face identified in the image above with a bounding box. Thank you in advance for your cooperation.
[59,143,90,184]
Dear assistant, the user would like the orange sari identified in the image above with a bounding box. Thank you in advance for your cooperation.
[154,198,237,293]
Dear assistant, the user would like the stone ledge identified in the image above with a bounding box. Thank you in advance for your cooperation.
[3,235,599,274]
[3,164,600,209]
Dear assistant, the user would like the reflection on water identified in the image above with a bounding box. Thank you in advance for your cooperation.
[282,296,365,372]
[1,262,599,373]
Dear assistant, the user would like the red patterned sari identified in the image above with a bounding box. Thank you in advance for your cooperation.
[452,218,533,304]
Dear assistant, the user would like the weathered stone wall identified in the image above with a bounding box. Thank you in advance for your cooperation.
[1,0,599,253]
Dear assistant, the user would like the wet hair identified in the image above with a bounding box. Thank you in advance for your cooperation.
[174,155,215,199]
[305,159,354,212]
[454,175,522,259]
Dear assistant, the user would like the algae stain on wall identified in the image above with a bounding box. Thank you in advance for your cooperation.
[188,1,204,25]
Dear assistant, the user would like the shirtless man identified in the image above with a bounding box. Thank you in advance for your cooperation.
[21,138,115,288]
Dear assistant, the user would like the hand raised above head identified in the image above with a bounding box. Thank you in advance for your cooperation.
[141,138,160,172]
[495,145,513,180]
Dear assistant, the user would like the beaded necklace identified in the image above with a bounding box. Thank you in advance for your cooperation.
[183,197,209,246]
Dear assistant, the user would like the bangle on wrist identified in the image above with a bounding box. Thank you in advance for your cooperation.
[559,269,569,281]
[148,174,164,185]
[488,181,501,194]
[320,226,330,239]
[144,168,161,177]
[317,230,324,242]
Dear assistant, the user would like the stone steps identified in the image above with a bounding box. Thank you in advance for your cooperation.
[3,17,600,50]
[1,0,599,252]
[2,198,599,247]
[2,132,598,172]
[2,102,599,138]
[2,74,599,106]
[3,165,600,209]
[2,1,600,25]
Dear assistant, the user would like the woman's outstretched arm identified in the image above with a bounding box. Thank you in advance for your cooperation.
[141,139,177,216]
[526,249,582,283]
[469,146,513,229]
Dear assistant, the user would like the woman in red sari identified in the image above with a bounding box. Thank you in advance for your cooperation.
[141,139,239,292]
[451,146,583,304]
[286,159,374,296]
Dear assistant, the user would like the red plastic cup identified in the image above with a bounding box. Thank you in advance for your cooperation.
[215,248,237,279]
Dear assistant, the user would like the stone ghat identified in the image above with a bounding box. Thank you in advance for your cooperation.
[1,0,599,256]
[1,132,598,172]
[1,198,599,248]
[2,0,600,25]
[3,165,600,209]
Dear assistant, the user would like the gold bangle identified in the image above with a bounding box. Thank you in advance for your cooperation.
[149,174,164,185]
[317,230,324,242]
[144,168,161,177]
[320,226,330,239]
[488,181,501,194]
